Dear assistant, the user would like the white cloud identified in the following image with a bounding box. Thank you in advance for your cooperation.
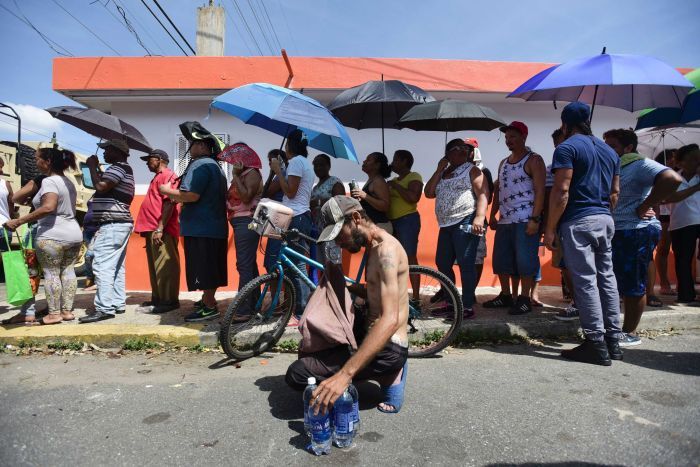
[0,102,63,140]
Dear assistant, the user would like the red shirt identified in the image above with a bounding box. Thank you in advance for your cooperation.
[134,167,180,237]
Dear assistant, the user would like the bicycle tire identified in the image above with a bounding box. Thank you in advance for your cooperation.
[219,272,297,360]
[406,265,463,358]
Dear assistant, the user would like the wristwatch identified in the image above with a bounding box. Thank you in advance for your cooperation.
[154,228,163,234]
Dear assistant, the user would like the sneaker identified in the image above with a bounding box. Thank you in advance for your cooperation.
[554,303,579,321]
[483,293,514,308]
[605,337,624,360]
[429,289,447,304]
[463,308,475,320]
[184,305,219,322]
[193,299,204,309]
[508,296,532,315]
[561,339,612,366]
[618,333,642,347]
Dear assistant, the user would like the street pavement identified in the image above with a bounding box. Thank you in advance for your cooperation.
[0,331,698,466]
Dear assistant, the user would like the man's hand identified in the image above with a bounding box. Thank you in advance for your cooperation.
[86,155,100,170]
[270,158,281,175]
[152,231,163,246]
[311,371,352,415]
[543,228,557,251]
[471,215,485,236]
[3,219,20,231]
[636,204,656,219]
[525,219,540,236]
[489,213,498,231]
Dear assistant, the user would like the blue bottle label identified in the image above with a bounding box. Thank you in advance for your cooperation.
[352,401,359,423]
[311,417,331,442]
[334,410,353,435]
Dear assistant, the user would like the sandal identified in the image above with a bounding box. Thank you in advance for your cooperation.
[60,311,75,321]
[659,287,675,296]
[647,295,663,307]
[40,314,63,325]
[377,360,408,414]
[531,299,544,307]
[1,313,37,325]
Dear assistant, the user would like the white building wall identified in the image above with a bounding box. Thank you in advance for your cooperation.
[111,94,638,189]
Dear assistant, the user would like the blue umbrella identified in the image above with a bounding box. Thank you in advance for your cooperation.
[211,83,358,162]
[508,49,694,120]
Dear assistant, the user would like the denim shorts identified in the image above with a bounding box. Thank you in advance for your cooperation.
[392,212,421,257]
[612,225,660,297]
[492,222,540,276]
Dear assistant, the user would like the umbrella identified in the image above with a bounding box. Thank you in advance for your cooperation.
[328,79,435,152]
[211,83,358,163]
[396,99,506,132]
[636,125,700,159]
[217,142,262,169]
[508,49,694,120]
[45,106,152,153]
[636,68,700,130]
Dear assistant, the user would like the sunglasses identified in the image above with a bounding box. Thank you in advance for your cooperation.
[446,145,468,154]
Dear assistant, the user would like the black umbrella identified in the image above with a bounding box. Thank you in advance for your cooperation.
[396,99,506,132]
[46,106,152,153]
[328,79,435,152]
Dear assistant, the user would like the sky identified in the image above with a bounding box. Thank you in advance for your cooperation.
[0,0,699,154]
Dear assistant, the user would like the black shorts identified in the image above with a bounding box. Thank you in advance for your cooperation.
[183,236,228,291]
[659,214,670,224]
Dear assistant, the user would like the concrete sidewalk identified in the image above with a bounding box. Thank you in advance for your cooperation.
[1,282,699,347]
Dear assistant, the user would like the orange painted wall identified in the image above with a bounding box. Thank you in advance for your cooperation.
[125,195,563,291]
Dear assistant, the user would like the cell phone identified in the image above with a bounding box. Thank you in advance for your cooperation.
[80,162,94,190]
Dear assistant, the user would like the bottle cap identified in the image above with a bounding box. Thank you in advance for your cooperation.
[307,377,316,385]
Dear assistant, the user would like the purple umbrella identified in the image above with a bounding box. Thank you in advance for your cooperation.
[508,48,694,120]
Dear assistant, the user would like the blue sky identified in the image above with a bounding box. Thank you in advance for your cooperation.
[1,0,698,153]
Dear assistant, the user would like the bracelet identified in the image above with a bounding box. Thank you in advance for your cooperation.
[528,215,542,223]
[154,229,163,234]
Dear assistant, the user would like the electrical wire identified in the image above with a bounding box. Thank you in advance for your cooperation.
[259,0,283,51]
[0,118,96,155]
[151,0,196,55]
[2,1,74,57]
[276,0,298,54]
[95,0,152,55]
[229,0,264,55]
[114,3,152,55]
[50,0,122,56]
[221,4,254,55]
[139,0,188,56]
[113,0,167,55]
[245,0,274,55]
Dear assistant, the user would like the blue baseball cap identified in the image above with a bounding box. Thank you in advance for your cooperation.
[561,102,591,125]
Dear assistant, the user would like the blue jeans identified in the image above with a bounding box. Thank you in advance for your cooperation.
[560,214,621,342]
[435,214,479,310]
[92,223,133,314]
[493,222,541,277]
[231,217,261,308]
[392,212,421,257]
[288,212,313,316]
[83,229,97,280]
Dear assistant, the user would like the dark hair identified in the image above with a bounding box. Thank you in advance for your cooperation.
[445,138,465,152]
[394,149,414,170]
[37,147,77,173]
[603,128,638,152]
[565,121,593,137]
[676,144,700,162]
[268,149,286,160]
[286,129,308,157]
[314,154,331,166]
[655,149,676,165]
[368,152,391,178]
[551,128,563,140]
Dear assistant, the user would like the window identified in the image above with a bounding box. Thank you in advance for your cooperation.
[174,133,233,184]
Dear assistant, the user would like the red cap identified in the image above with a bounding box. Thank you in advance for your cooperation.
[500,121,528,138]
[464,137,479,148]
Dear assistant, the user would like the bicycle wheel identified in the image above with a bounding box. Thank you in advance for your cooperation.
[219,273,297,360]
[406,265,463,358]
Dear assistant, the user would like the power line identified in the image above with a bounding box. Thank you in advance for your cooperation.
[221,4,253,55]
[0,118,96,155]
[113,0,167,55]
[96,0,152,55]
[151,0,196,55]
[259,0,283,51]
[276,0,298,55]
[114,3,152,55]
[245,0,274,54]
[229,0,264,55]
[139,0,189,56]
[2,1,74,57]
[51,0,122,56]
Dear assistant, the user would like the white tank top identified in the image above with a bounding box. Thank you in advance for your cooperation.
[435,162,476,227]
[0,179,10,224]
[498,152,535,224]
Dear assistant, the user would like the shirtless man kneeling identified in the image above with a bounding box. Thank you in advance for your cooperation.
[285,195,409,413]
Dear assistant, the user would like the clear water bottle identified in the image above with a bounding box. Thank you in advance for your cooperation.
[308,405,332,455]
[302,377,317,437]
[349,384,360,434]
[460,224,484,237]
[333,387,355,448]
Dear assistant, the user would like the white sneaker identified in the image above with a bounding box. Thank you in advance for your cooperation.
[619,333,642,347]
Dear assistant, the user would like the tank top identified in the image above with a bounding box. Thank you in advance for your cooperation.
[435,162,476,228]
[360,178,389,224]
[498,152,535,224]
[226,168,261,219]
[0,179,10,224]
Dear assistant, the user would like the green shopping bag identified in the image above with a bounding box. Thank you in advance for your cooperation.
[2,229,33,306]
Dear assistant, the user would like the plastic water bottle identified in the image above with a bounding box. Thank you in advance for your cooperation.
[333,387,355,448]
[308,405,332,455]
[460,224,484,237]
[349,384,360,434]
[302,377,317,437]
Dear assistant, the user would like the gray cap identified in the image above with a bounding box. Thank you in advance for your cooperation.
[140,149,169,162]
[316,195,362,243]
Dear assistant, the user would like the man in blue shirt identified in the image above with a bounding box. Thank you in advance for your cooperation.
[604,129,681,347]
[544,102,622,366]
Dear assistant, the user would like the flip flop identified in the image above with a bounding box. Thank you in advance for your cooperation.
[377,360,408,414]
[647,295,663,307]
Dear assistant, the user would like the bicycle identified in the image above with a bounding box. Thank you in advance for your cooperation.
[219,212,463,360]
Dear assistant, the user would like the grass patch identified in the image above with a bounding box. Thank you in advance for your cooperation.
[275,339,299,352]
[187,344,205,352]
[122,337,160,351]
[47,340,84,351]
[17,338,42,349]
[450,330,528,348]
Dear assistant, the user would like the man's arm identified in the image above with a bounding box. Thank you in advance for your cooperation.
[636,169,682,217]
[543,168,572,250]
[609,175,620,211]
[489,180,500,229]
[525,154,546,235]
[664,180,700,203]
[313,247,401,413]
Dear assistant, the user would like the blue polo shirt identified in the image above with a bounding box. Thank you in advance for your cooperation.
[552,134,620,224]
[179,157,228,239]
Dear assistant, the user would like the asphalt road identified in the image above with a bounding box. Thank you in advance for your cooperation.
[1,332,699,466]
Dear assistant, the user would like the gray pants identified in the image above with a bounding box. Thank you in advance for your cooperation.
[559,214,621,342]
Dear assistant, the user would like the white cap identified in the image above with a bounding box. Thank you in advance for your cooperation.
[307,377,316,385]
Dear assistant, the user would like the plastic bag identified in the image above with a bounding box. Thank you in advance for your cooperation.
[1,229,33,306]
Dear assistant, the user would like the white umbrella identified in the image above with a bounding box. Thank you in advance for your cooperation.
[636,125,700,159]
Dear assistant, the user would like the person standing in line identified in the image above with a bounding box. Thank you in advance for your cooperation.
[262,149,287,272]
[664,144,700,304]
[4,147,83,325]
[159,123,228,322]
[351,152,393,234]
[310,154,345,266]
[424,139,488,320]
[134,149,181,314]
[81,199,98,291]
[466,140,493,291]
[486,121,546,315]
[544,102,622,366]
[79,140,135,323]
[653,149,679,296]
[603,129,681,347]
[270,130,315,320]
[0,157,14,254]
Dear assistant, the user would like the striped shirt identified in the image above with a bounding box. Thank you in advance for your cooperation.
[91,162,135,224]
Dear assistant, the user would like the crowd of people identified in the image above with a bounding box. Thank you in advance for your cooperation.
[1,104,699,366]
